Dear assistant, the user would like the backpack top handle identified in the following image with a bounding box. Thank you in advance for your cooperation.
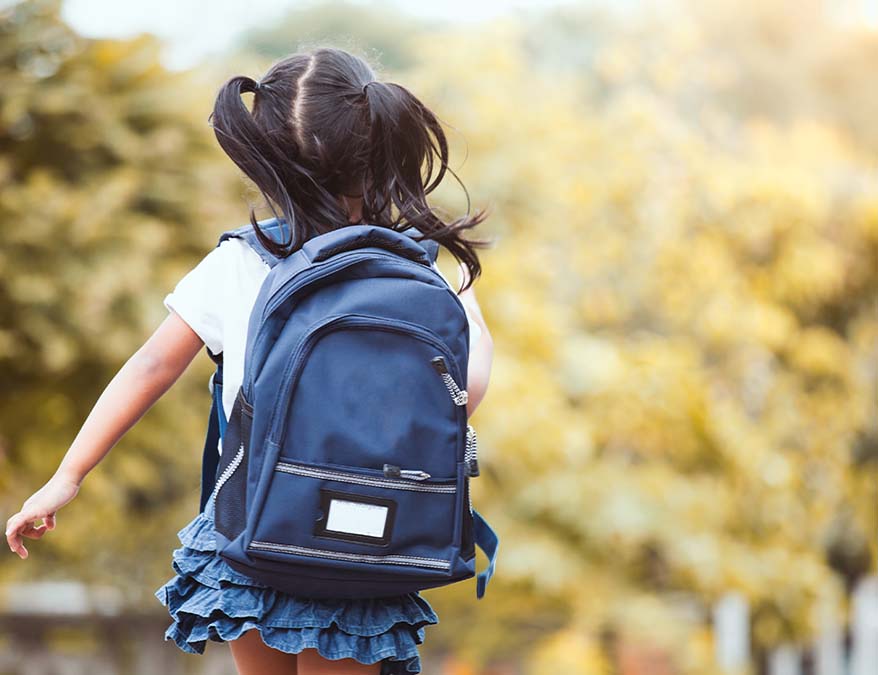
[305,224,435,266]
[219,219,439,269]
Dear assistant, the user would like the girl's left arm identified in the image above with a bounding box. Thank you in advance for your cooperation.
[6,310,206,559]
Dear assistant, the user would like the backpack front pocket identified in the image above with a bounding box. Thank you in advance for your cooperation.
[247,459,460,576]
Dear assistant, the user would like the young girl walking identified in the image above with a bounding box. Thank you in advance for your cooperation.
[5,47,494,674]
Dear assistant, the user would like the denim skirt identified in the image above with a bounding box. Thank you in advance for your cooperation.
[154,497,439,674]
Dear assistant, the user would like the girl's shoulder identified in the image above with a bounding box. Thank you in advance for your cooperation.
[177,233,270,280]
[218,234,273,277]
[163,235,271,353]
[183,234,273,292]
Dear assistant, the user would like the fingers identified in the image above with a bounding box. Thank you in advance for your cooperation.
[6,510,53,559]
[5,514,29,560]
[21,522,49,540]
[45,513,56,531]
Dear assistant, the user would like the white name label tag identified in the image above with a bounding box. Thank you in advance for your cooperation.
[325,498,389,539]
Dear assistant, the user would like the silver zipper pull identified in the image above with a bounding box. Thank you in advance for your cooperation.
[464,425,480,477]
[383,464,432,481]
[431,356,468,406]
[399,469,432,481]
[464,425,477,514]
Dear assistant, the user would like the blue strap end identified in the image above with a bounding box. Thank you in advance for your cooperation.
[472,509,499,599]
[213,373,227,439]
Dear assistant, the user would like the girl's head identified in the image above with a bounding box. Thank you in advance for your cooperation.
[209,46,488,290]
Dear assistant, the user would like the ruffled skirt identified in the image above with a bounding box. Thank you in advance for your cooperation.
[154,498,439,674]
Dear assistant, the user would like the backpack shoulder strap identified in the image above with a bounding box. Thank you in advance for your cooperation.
[198,217,292,512]
[197,219,283,511]
[218,217,292,269]
[399,225,439,264]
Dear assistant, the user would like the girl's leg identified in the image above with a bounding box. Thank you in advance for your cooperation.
[228,629,298,675]
[297,648,381,674]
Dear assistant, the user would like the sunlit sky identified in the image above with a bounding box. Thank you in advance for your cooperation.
[54,0,599,71]
[0,0,871,71]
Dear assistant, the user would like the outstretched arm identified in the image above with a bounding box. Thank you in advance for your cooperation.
[5,310,205,559]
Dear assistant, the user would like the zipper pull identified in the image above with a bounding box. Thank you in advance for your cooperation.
[465,425,480,477]
[431,356,468,406]
[400,469,432,481]
[383,464,432,481]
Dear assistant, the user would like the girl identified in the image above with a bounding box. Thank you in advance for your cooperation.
[5,47,493,675]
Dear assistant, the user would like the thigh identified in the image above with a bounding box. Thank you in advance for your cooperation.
[297,648,381,675]
[228,628,298,675]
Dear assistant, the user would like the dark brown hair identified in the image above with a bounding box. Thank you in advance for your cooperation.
[208,47,490,291]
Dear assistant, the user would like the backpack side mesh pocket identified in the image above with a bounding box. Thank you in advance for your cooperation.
[214,388,252,540]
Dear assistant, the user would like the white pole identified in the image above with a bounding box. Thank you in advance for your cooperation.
[769,644,801,675]
[851,575,878,675]
[814,591,844,675]
[714,592,750,672]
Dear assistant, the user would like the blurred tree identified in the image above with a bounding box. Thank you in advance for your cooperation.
[407,9,878,673]
[1,1,876,674]
[522,0,878,152]
[0,0,242,600]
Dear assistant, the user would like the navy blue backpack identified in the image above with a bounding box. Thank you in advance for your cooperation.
[198,217,499,600]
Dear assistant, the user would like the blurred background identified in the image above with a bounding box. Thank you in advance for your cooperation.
[1,0,877,672]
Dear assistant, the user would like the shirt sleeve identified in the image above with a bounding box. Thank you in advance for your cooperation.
[430,262,483,348]
[163,241,232,357]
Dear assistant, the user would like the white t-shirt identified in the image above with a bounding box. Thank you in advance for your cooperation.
[164,236,480,454]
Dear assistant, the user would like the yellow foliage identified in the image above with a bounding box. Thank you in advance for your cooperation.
[528,629,610,675]
[3,1,877,673]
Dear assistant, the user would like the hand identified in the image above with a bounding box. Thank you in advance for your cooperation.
[6,473,80,559]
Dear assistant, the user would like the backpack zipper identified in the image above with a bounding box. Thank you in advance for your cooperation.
[382,464,431,481]
[275,461,457,494]
[464,424,479,478]
[268,314,466,451]
[464,424,479,515]
[262,250,445,322]
[431,356,468,406]
[245,249,459,399]
[210,441,245,505]
[248,540,451,571]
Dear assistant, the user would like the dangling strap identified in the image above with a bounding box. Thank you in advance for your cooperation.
[198,360,226,512]
[472,509,499,599]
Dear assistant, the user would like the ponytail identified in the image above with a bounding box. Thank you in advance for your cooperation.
[359,79,490,291]
[209,73,325,255]
[209,49,491,290]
